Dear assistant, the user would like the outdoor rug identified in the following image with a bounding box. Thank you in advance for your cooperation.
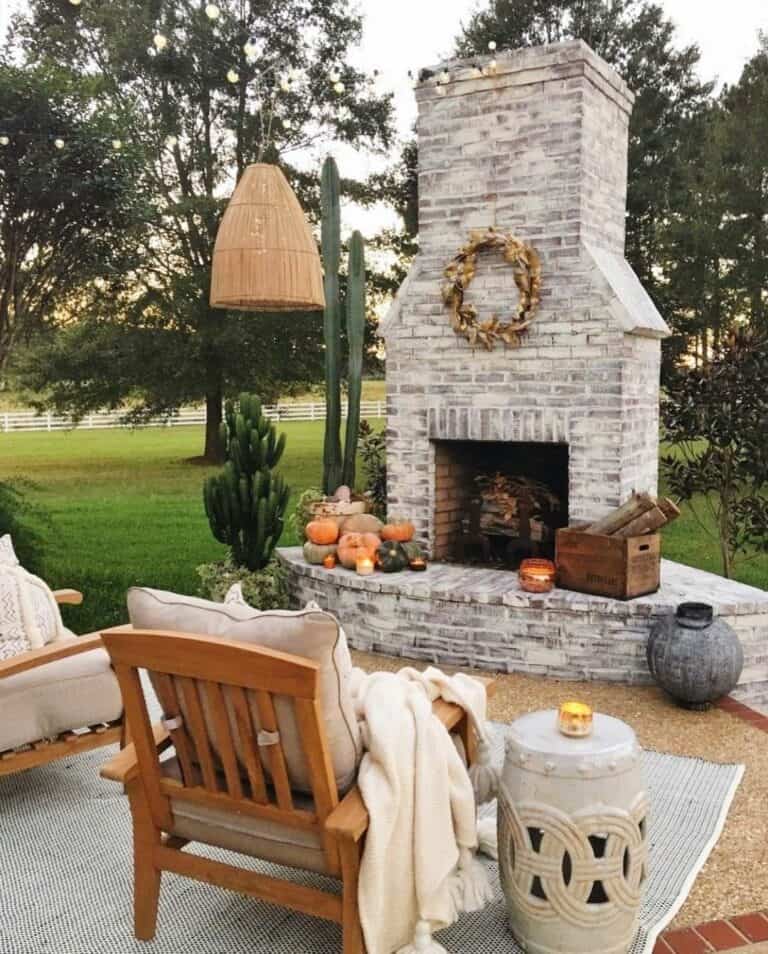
[0,721,743,954]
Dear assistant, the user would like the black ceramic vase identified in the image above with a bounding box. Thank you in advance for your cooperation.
[647,602,743,710]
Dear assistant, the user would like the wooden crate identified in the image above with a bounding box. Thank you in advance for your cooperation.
[555,528,661,600]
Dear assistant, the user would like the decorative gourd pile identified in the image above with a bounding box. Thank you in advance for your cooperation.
[302,508,425,572]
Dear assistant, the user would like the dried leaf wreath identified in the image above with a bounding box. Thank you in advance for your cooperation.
[442,228,542,350]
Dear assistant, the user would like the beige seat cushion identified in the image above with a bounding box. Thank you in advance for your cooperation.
[126,588,361,795]
[161,757,329,874]
[0,643,123,752]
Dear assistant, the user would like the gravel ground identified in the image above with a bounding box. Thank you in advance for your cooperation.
[353,651,768,930]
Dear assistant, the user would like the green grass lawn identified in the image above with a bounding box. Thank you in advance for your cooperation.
[1,422,766,634]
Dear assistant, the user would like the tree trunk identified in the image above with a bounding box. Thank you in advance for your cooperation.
[204,389,225,463]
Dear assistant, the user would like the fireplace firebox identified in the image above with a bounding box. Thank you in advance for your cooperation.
[433,440,569,565]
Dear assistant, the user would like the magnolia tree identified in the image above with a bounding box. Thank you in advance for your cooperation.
[662,328,768,578]
[12,0,393,460]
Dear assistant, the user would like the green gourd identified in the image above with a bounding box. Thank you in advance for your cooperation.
[377,541,409,573]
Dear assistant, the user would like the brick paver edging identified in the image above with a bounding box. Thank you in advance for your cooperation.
[654,696,768,952]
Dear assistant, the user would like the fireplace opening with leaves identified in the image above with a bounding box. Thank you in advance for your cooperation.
[433,440,569,567]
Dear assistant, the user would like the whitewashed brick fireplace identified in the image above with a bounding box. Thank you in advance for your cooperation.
[382,40,670,557]
[279,41,768,710]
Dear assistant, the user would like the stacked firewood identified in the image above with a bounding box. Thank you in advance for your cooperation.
[584,493,681,537]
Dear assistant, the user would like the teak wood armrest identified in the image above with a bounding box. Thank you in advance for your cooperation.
[53,589,84,606]
[0,632,104,680]
[101,723,170,784]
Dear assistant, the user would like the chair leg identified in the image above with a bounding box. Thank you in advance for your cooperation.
[339,837,365,954]
[127,781,162,941]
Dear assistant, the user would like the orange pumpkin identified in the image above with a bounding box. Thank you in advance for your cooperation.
[380,520,415,543]
[337,532,381,569]
[306,519,339,545]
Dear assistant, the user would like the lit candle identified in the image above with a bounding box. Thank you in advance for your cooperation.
[558,701,593,738]
[356,556,375,576]
[519,558,556,593]
[323,553,337,570]
[409,558,427,572]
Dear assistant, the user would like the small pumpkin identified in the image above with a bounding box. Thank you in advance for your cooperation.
[341,512,384,535]
[303,541,338,565]
[337,532,381,569]
[377,541,410,573]
[306,518,339,545]
[381,519,415,543]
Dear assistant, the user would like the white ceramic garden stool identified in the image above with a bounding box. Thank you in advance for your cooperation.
[498,710,649,954]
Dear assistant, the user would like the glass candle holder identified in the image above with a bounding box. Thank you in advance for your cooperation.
[558,701,594,738]
[409,558,427,572]
[322,553,337,570]
[519,558,556,593]
[356,556,375,576]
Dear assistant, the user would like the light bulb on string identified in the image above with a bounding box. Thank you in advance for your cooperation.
[68,0,82,5]
[153,33,168,51]
[0,135,9,146]
[439,69,450,84]
[112,139,122,151]
[205,3,220,19]
[488,40,497,51]
[243,38,258,57]
[328,69,340,83]
[227,69,240,84]
[333,81,345,94]
[54,138,65,149]
[165,135,178,149]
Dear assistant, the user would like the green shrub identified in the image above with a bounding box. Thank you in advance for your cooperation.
[197,556,289,610]
[359,419,386,518]
[0,478,48,575]
[288,487,325,541]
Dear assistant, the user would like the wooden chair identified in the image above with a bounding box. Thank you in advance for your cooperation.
[100,627,494,953]
[0,593,127,777]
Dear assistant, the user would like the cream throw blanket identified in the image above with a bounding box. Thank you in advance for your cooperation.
[349,666,499,954]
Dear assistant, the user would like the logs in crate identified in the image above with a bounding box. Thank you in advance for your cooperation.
[556,493,681,600]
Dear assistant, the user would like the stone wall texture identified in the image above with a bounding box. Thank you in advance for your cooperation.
[383,41,669,555]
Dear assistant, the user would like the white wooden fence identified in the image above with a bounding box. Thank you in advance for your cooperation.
[1,401,385,434]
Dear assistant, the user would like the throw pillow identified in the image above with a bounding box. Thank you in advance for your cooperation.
[0,565,65,659]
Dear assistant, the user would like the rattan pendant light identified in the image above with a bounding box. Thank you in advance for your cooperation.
[210,163,325,312]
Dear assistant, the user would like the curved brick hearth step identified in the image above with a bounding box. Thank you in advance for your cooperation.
[278,548,768,710]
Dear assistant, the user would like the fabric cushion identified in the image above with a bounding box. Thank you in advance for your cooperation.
[0,644,124,752]
[0,534,19,566]
[161,757,328,874]
[0,566,65,659]
[126,587,361,795]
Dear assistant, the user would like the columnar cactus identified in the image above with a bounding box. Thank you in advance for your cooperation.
[321,156,343,495]
[203,393,290,571]
[342,229,366,488]
[320,156,367,494]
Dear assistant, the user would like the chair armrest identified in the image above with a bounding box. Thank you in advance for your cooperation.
[0,633,104,680]
[101,723,170,785]
[53,589,84,606]
[325,785,369,843]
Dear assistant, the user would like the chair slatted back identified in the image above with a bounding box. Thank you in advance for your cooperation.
[102,629,341,873]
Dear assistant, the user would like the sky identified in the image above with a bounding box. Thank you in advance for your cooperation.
[1,0,766,230]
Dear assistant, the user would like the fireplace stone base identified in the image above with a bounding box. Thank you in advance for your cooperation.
[277,548,768,709]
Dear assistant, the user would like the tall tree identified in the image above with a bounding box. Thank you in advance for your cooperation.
[0,63,143,374]
[456,0,713,353]
[14,0,392,460]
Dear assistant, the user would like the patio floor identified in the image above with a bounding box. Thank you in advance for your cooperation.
[353,651,768,933]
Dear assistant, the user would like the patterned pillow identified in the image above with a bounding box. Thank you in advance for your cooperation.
[0,566,65,660]
[0,534,19,567]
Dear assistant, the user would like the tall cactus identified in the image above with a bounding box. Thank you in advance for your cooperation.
[321,157,343,495]
[203,393,290,571]
[342,230,366,487]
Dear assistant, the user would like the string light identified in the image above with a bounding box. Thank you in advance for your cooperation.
[54,138,65,149]
[68,0,82,5]
[205,3,220,19]
[112,139,122,151]
[0,136,8,146]
[439,69,450,84]
[153,33,168,51]
[488,40,497,51]
[328,69,341,83]
[333,81,345,94]
[165,135,178,148]
[243,38,258,57]
[226,69,239,83]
